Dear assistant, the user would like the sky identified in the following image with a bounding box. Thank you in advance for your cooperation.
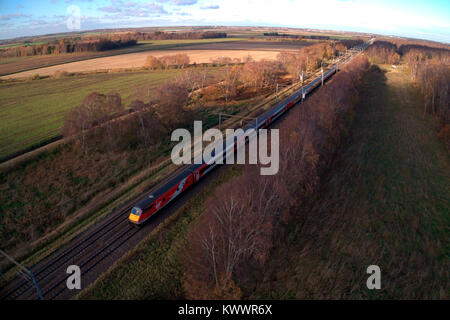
[0,0,449,43]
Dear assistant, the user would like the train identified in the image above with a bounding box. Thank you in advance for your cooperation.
[128,64,340,225]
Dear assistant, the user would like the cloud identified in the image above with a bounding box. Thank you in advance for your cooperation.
[0,13,31,21]
[0,22,13,28]
[200,5,220,9]
[1,0,448,43]
[98,6,121,13]
[99,0,168,18]
[171,0,198,6]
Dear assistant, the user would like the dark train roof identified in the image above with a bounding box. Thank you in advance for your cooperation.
[187,163,203,172]
[243,65,336,131]
[134,162,215,211]
[134,168,193,210]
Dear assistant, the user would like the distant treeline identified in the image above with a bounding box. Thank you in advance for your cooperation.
[0,38,137,58]
[263,32,298,38]
[366,39,450,65]
[263,32,332,40]
[135,31,227,40]
[0,31,227,58]
[367,39,450,149]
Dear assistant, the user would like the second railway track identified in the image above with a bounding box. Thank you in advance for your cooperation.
[1,207,131,300]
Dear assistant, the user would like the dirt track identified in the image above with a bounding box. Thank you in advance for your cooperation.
[1,49,280,79]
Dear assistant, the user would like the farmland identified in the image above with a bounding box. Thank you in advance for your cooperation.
[0,40,312,80]
[0,37,318,159]
[0,38,244,76]
[2,49,279,80]
[0,67,223,160]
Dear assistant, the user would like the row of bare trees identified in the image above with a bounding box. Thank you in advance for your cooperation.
[277,42,349,80]
[62,63,227,153]
[241,59,284,89]
[413,60,450,149]
[182,55,370,299]
[210,56,243,65]
[366,39,450,149]
[401,44,450,149]
[149,40,359,104]
[145,53,190,70]
[210,41,354,103]
[63,92,125,150]
[0,31,227,58]
[63,76,194,153]
[366,39,450,68]
[209,59,285,103]
[0,38,137,58]
[366,40,400,64]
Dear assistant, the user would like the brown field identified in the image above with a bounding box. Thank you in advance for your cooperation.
[0,51,116,76]
[1,49,281,79]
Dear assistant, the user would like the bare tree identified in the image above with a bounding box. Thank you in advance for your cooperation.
[152,80,191,130]
[145,55,163,70]
[63,92,125,152]
[241,59,283,89]
[218,65,240,102]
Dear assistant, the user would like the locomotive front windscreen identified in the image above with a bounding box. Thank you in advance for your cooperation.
[131,207,142,215]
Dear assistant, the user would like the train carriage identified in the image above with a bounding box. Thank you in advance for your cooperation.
[129,168,194,224]
[129,64,341,225]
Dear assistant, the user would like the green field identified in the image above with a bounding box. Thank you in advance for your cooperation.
[0,67,221,160]
[0,41,45,49]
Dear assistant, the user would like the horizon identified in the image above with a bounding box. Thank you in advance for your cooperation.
[0,0,449,43]
[2,23,449,45]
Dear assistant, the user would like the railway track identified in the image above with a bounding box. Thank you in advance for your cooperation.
[0,42,371,300]
[0,207,131,300]
[41,223,138,300]
[0,158,229,300]
[0,160,195,300]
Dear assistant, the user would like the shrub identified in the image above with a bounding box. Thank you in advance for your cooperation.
[53,70,71,78]
[30,74,41,80]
